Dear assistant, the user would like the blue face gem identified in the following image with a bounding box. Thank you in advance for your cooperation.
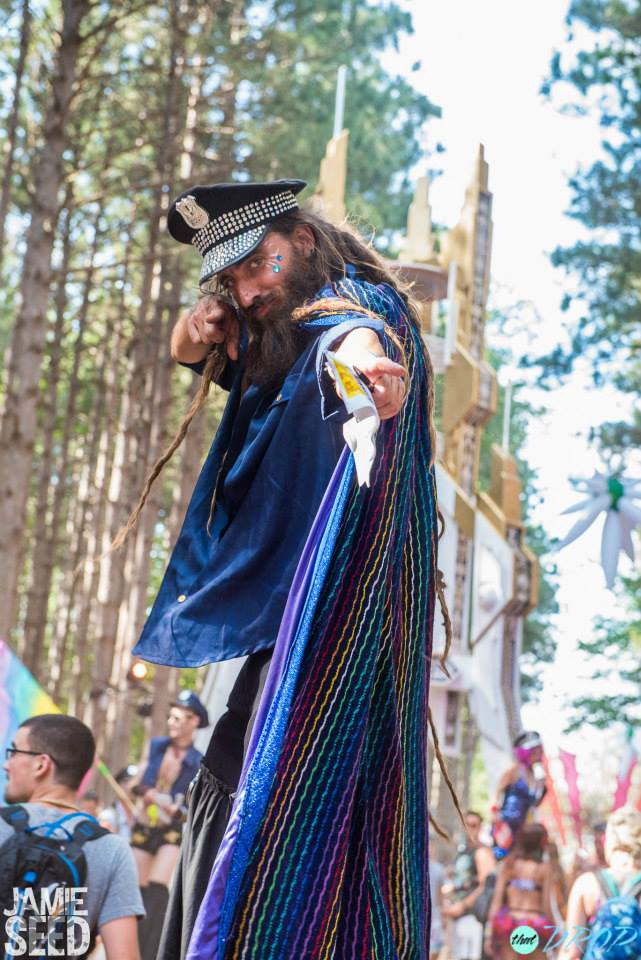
[273,265,281,273]
[276,254,283,261]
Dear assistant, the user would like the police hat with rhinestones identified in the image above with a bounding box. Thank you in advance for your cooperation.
[167,179,307,290]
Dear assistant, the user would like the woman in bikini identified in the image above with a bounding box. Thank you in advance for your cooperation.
[486,823,553,960]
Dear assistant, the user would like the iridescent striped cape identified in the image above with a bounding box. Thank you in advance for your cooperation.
[188,278,438,959]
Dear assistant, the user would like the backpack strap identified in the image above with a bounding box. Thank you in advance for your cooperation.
[621,871,641,900]
[31,813,108,847]
[70,816,109,844]
[0,805,30,834]
[596,868,620,899]
[54,816,109,888]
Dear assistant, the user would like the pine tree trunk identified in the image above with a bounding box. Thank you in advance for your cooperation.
[0,0,32,278]
[66,256,131,716]
[92,0,187,758]
[15,203,72,663]
[0,0,89,641]
[24,208,102,678]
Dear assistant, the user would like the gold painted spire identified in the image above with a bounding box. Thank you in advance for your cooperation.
[310,129,349,224]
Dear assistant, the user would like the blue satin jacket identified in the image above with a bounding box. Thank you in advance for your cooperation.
[133,279,386,668]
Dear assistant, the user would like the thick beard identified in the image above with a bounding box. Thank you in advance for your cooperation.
[242,250,324,389]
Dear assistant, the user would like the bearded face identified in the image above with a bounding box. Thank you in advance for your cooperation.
[240,244,325,389]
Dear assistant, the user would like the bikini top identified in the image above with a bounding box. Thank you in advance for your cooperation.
[509,876,543,893]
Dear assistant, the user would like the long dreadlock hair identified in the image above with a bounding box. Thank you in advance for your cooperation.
[110,206,461,836]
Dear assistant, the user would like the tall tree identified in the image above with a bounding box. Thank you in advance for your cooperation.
[0,0,31,278]
[566,570,641,731]
[0,0,441,767]
[541,0,641,724]
[0,0,92,638]
[539,0,641,390]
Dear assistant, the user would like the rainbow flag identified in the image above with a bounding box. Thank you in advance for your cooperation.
[0,639,60,796]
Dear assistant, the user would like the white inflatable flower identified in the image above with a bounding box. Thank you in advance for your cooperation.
[559,472,641,588]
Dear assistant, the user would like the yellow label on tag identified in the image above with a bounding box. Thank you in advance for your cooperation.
[333,358,366,399]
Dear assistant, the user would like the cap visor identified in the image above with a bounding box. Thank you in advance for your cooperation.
[199,225,268,291]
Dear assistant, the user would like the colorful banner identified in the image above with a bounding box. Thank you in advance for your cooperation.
[558,748,583,847]
[613,726,638,811]
[0,639,60,797]
[541,753,567,845]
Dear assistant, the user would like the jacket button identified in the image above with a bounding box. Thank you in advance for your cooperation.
[177,594,187,603]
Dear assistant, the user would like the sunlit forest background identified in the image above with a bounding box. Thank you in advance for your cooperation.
[1,0,636,777]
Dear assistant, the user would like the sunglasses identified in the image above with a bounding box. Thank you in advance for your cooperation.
[5,745,59,766]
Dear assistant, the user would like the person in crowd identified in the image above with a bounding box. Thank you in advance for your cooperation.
[587,821,608,871]
[562,806,641,960]
[128,690,207,960]
[444,810,496,960]
[98,764,138,839]
[486,823,552,960]
[78,789,100,818]
[0,714,143,959]
[547,837,568,925]
[491,731,547,859]
[430,848,447,960]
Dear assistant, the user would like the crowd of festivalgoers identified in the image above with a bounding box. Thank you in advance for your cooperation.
[3,713,640,960]
[430,732,641,960]
[431,806,641,960]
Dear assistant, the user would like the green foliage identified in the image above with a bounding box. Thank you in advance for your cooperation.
[541,0,641,728]
[469,738,491,818]
[566,569,641,730]
[197,0,439,239]
[536,0,641,391]
[0,0,439,758]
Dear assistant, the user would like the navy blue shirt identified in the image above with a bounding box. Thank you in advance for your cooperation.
[134,290,386,669]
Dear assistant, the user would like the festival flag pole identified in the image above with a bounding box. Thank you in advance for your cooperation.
[333,65,347,139]
[95,758,137,817]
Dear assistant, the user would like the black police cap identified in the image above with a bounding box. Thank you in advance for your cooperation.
[171,689,210,728]
[167,179,306,289]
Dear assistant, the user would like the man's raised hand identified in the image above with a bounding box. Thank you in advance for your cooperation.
[186,295,240,361]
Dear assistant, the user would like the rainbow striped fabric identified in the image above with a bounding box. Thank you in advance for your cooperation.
[189,278,438,959]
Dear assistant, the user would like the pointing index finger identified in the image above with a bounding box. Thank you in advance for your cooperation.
[358,355,406,381]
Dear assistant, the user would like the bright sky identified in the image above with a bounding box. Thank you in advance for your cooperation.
[394,0,637,807]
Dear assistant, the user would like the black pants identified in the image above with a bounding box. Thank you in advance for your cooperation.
[157,650,272,960]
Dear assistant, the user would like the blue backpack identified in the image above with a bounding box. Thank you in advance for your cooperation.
[0,806,107,959]
[585,869,641,960]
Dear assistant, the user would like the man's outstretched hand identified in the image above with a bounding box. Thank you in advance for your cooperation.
[351,352,406,421]
[334,326,406,420]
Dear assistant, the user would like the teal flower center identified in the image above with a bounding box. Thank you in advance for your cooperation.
[608,477,624,510]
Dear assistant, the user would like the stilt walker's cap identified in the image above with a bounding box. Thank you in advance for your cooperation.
[167,179,307,289]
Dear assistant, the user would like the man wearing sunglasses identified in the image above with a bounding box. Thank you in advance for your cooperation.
[127,690,208,960]
[0,714,144,959]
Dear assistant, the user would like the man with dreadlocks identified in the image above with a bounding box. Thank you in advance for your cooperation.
[124,179,449,959]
